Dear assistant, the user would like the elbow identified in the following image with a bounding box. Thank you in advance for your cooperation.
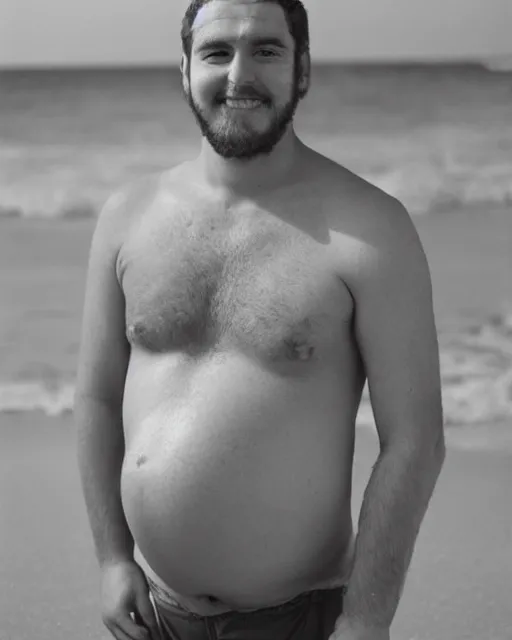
[420,430,446,479]
[385,427,446,470]
[419,426,446,467]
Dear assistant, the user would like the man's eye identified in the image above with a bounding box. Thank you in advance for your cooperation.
[257,50,277,58]
[206,51,229,59]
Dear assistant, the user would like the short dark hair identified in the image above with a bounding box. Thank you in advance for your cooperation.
[180,0,310,61]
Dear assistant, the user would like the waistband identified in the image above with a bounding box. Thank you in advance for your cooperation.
[147,573,347,620]
[135,543,348,618]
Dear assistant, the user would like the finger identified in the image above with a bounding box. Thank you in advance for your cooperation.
[133,609,159,640]
[115,615,150,640]
[134,595,161,640]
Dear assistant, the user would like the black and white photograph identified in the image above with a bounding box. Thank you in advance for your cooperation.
[1,1,511,639]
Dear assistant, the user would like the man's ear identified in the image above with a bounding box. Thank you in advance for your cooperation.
[181,55,190,92]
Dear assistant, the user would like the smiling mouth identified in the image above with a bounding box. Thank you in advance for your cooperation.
[219,97,267,110]
[227,99,263,109]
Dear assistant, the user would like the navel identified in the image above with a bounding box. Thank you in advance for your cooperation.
[136,455,148,468]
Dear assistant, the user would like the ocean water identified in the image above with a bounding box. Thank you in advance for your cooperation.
[0,63,511,424]
[1,316,511,424]
[1,315,512,425]
[1,63,512,218]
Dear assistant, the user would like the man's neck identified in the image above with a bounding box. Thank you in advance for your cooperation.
[195,129,306,198]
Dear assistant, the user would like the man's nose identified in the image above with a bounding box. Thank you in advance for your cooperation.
[227,52,256,86]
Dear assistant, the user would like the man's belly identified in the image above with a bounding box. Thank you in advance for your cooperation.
[120,349,359,612]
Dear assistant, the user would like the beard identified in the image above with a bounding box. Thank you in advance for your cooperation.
[183,73,302,160]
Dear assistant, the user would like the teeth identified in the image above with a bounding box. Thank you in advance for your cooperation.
[225,99,263,109]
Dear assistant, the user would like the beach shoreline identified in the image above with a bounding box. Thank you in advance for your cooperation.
[1,203,511,424]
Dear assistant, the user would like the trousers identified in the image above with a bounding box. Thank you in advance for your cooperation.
[148,582,347,640]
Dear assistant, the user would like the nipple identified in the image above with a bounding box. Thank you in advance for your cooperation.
[286,338,315,362]
[296,344,315,361]
[284,318,316,362]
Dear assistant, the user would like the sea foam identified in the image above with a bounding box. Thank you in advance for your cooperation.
[1,317,511,426]
[1,154,511,220]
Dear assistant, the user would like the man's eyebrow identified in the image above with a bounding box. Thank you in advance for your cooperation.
[195,37,288,52]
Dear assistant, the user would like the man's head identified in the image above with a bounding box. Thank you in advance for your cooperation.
[180,0,311,160]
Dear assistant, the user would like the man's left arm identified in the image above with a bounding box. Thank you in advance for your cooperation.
[333,199,446,639]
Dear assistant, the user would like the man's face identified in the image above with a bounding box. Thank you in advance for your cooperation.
[181,0,308,160]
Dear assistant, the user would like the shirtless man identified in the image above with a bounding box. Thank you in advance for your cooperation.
[75,1,446,639]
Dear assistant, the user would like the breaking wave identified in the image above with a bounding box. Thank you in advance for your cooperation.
[1,315,511,426]
[1,146,511,219]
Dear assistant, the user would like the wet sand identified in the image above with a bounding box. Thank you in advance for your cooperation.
[1,413,511,640]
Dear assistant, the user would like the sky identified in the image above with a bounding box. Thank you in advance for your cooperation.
[1,0,511,68]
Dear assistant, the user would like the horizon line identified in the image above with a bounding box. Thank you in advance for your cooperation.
[1,55,509,73]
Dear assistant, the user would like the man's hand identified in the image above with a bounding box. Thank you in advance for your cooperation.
[101,560,161,640]
[329,617,391,640]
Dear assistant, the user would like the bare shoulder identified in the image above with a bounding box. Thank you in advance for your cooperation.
[93,172,163,246]
[92,166,189,268]
[318,159,430,291]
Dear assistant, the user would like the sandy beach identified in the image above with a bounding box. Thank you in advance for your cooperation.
[1,413,511,640]
[1,204,511,639]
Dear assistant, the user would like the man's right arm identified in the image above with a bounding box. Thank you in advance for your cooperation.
[74,190,133,568]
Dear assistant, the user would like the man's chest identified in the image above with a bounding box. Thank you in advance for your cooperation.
[117,203,353,362]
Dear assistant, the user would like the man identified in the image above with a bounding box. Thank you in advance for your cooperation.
[75,1,446,639]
